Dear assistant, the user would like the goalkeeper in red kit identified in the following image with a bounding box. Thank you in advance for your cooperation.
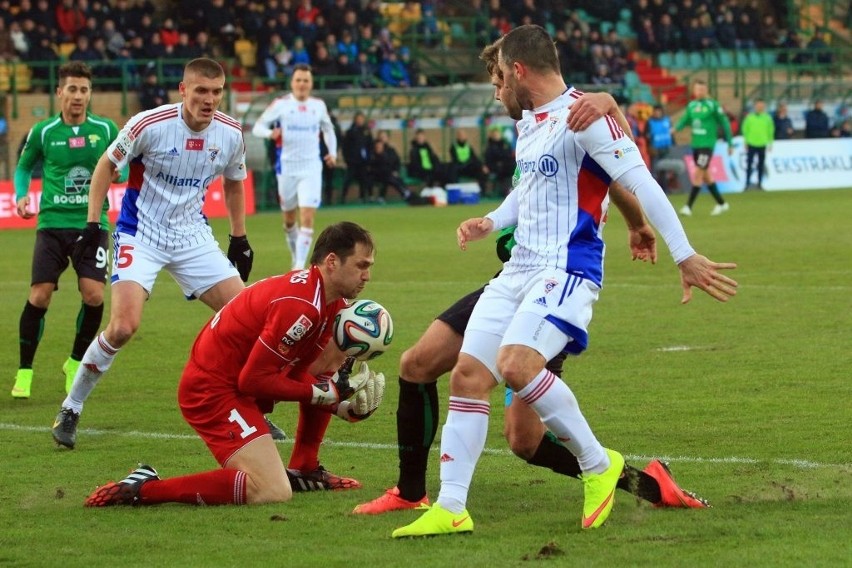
[85,222,386,507]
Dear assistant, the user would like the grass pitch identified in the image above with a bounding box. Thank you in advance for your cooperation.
[1,189,850,567]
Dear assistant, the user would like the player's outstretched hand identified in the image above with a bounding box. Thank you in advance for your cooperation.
[71,222,103,268]
[628,224,657,263]
[457,217,494,251]
[678,254,738,304]
[335,370,385,422]
[228,234,253,282]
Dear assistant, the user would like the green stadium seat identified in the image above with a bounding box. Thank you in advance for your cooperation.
[761,49,777,65]
[748,50,763,67]
[615,20,635,39]
[624,70,641,88]
[735,50,749,67]
[688,52,704,68]
[600,21,614,35]
[718,50,734,67]
[619,8,632,22]
[673,51,689,68]
[658,52,673,68]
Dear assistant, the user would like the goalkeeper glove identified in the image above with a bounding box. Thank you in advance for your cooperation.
[336,370,385,422]
[227,234,254,282]
[71,222,105,267]
[310,359,371,406]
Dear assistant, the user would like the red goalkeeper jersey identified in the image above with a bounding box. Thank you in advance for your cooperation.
[188,266,345,401]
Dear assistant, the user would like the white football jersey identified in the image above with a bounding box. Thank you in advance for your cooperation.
[108,103,247,251]
[252,94,337,175]
[506,88,645,286]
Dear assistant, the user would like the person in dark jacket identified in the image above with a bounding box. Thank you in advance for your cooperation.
[341,112,373,202]
[805,100,830,139]
[407,129,450,187]
[483,126,515,196]
[448,129,488,192]
[772,102,795,140]
[369,137,412,203]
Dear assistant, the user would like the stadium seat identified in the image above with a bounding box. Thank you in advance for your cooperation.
[623,70,641,88]
[718,50,734,67]
[234,39,256,69]
[615,20,635,39]
[688,52,704,69]
[735,50,749,67]
[761,50,777,65]
[748,50,763,67]
[673,51,689,69]
[658,52,673,68]
[600,21,613,35]
[58,42,75,59]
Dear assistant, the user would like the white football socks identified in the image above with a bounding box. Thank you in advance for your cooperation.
[62,332,120,414]
[517,369,609,474]
[284,224,298,268]
[294,227,314,270]
[436,396,490,514]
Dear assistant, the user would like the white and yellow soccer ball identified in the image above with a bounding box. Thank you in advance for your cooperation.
[333,299,394,361]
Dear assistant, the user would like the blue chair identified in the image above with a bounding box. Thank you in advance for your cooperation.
[718,50,734,67]
[673,51,689,69]
[688,52,704,69]
[658,52,674,68]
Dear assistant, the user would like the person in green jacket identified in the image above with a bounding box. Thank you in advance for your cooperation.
[11,62,124,399]
[673,79,733,216]
[741,98,775,190]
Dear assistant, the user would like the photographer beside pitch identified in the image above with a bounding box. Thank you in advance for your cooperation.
[85,222,386,507]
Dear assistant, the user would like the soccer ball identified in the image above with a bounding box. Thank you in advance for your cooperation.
[333,299,394,361]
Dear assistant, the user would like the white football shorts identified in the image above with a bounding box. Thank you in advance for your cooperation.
[277,166,323,210]
[461,268,600,382]
[111,232,239,299]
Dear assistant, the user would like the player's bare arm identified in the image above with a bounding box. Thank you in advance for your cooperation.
[609,182,657,264]
[678,254,738,304]
[223,178,247,237]
[86,152,118,223]
[457,217,494,251]
[16,195,34,219]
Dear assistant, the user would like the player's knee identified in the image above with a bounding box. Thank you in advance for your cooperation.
[106,318,139,345]
[247,477,292,504]
[496,353,529,392]
[400,345,441,383]
[80,289,104,306]
[27,290,52,308]
[448,361,491,399]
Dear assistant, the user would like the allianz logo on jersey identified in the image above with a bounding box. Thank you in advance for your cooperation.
[516,154,559,178]
[155,171,202,187]
[286,124,319,132]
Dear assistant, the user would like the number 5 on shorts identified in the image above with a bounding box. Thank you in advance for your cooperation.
[228,408,258,439]
[115,244,135,269]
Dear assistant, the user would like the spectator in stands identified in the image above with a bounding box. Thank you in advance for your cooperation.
[357,23,380,63]
[100,19,125,59]
[741,98,774,190]
[0,18,16,60]
[370,137,413,203]
[806,29,833,66]
[311,43,337,80]
[175,32,202,61]
[758,14,782,48]
[326,0,349,37]
[483,126,514,197]
[291,36,311,67]
[342,112,374,203]
[418,2,442,48]
[772,102,794,140]
[159,18,180,49]
[69,34,98,63]
[30,0,56,32]
[274,12,297,49]
[656,13,681,52]
[408,129,450,187]
[56,0,85,42]
[296,0,320,47]
[637,16,659,53]
[135,13,157,44]
[399,46,424,86]
[715,10,737,49]
[264,33,291,79]
[735,12,758,49]
[138,69,168,111]
[355,52,378,88]
[831,119,851,138]
[333,53,358,87]
[448,129,488,193]
[360,0,382,31]
[378,51,411,88]
[682,17,704,51]
[805,100,830,138]
[337,29,358,61]
[205,0,238,56]
[323,33,340,59]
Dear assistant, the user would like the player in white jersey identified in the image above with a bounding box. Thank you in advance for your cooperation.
[252,64,338,270]
[394,25,739,538]
[52,58,255,449]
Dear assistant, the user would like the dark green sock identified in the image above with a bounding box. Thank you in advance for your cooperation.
[19,301,47,369]
[72,303,104,360]
[396,378,438,501]
[707,183,725,204]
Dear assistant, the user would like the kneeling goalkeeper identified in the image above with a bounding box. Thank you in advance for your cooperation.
[84,222,385,507]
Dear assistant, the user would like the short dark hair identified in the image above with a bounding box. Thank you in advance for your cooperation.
[479,37,504,78]
[500,24,559,74]
[58,61,92,85]
[310,222,374,265]
[293,63,312,74]
[184,58,225,79]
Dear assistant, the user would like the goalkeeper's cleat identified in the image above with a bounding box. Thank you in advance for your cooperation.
[11,369,33,398]
[286,465,361,491]
[52,407,80,449]
[353,486,429,515]
[264,416,287,441]
[581,448,624,529]
[84,464,160,507]
[679,205,692,217]
[391,503,474,538]
[62,358,80,394]
[643,459,710,509]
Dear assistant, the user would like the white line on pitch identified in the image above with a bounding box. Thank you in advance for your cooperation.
[1,422,847,469]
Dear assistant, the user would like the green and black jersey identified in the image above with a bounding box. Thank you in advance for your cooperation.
[675,97,732,149]
[15,112,119,230]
